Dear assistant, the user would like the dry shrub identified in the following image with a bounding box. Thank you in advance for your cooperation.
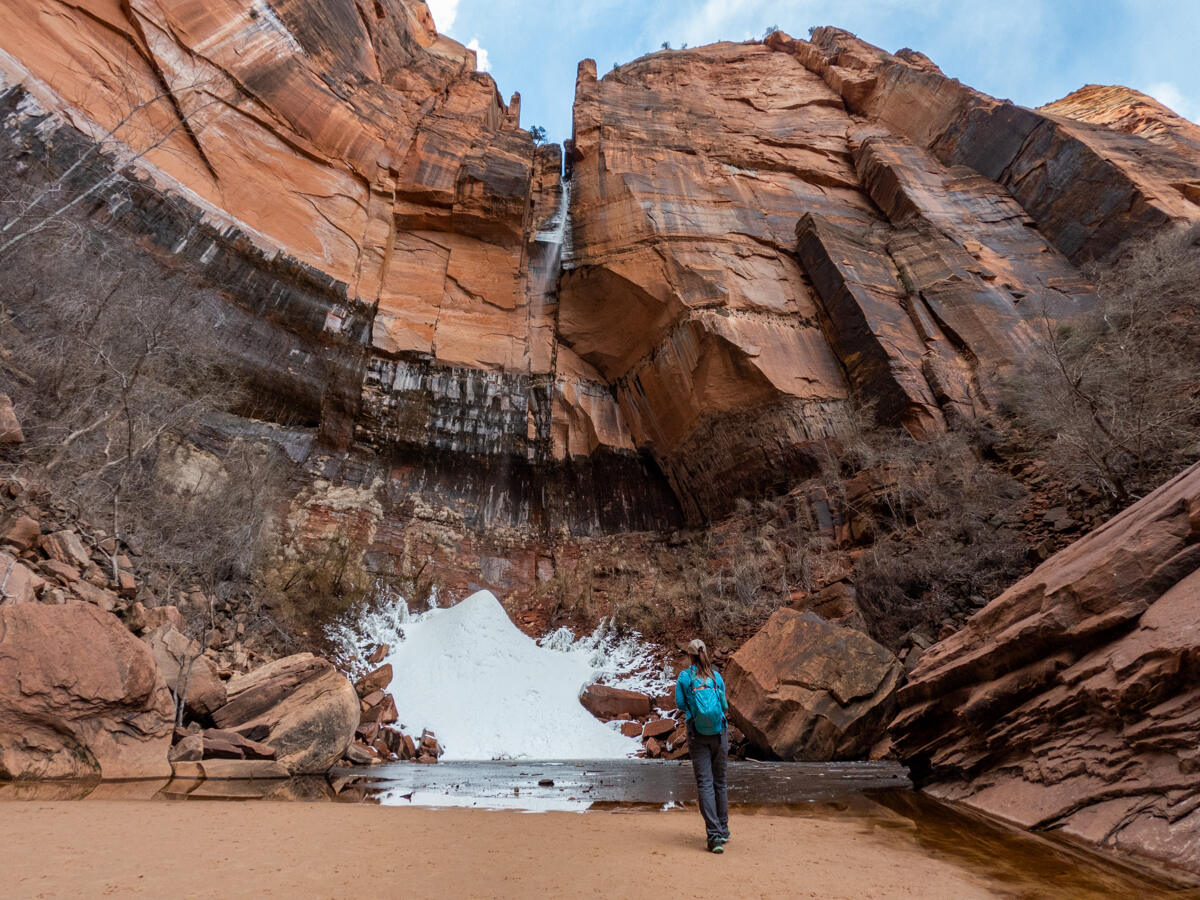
[265,531,377,631]
[848,429,1028,647]
[0,177,288,622]
[1006,223,1200,507]
[605,495,831,649]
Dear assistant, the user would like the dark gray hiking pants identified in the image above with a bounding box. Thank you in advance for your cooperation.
[687,722,729,842]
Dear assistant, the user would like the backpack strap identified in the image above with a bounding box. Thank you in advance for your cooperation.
[680,666,697,719]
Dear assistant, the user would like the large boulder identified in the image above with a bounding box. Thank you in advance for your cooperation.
[141,625,226,719]
[727,609,903,760]
[579,684,652,719]
[210,654,357,774]
[354,664,392,698]
[890,461,1200,878]
[0,602,174,778]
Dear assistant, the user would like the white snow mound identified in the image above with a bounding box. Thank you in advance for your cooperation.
[382,591,642,761]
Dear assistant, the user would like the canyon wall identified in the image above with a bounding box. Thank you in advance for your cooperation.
[4,0,1200,876]
[2,5,1199,593]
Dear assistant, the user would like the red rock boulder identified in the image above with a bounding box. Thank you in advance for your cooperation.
[0,394,23,444]
[641,718,676,740]
[361,692,398,726]
[0,550,45,604]
[0,515,40,552]
[200,728,277,761]
[211,654,358,774]
[580,684,652,719]
[354,664,393,698]
[142,624,227,719]
[0,602,173,778]
[727,609,903,761]
[40,530,91,569]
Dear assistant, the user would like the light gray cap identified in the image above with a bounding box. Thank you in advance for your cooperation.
[687,638,706,656]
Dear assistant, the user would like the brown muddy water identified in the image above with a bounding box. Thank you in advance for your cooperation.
[2,759,1195,898]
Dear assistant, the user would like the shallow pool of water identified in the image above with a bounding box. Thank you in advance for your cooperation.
[335,758,911,810]
[2,760,1196,898]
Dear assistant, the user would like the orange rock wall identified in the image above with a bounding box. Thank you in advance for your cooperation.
[561,39,1110,518]
[779,28,1200,261]
[1040,84,1200,161]
[2,8,1198,535]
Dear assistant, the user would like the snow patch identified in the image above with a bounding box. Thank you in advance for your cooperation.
[328,590,672,761]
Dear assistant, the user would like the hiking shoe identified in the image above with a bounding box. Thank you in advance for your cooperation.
[707,839,724,854]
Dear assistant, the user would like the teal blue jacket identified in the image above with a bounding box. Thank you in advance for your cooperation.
[675,665,728,732]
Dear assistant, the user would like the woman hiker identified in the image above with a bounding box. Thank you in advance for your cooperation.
[675,638,731,853]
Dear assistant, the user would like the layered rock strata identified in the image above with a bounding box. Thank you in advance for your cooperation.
[562,40,1102,518]
[775,29,1200,262]
[2,6,1198,570]
[211,653,359,774]
[1040,84,1200,163]
[891,462,1200,877]
[0,0,681,545]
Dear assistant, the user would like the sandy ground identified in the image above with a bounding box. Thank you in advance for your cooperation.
[0,801,1008,899]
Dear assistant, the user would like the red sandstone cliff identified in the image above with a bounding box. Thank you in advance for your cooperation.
[3,12,1197,532]
[3,2,1200,878]
[1041,84,1200,163]
[562,38,1111,518]
[2,3,1199,622]
[0,0,628,465]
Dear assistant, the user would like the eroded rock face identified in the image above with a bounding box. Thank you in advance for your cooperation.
[0,602,174,779]
[7,9,1196,535]
[579,684,652,719]
[0,0,638,474]
[727,609,903,760]
[1040,84,1200,162]
[2,8,1199,632]
[561,38,1115,518]
[211,653,358,774]
[890,462,1200,877]
[780,28,1200,263]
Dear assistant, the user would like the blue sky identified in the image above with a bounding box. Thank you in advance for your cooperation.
[425,0,1199,144]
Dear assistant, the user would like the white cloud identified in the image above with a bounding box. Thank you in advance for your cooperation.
[669,0,765,48]
[426,0,458,34]
[1146,81,1197,122]
[467,38,491,72]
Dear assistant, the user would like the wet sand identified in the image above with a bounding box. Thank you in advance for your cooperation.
[2,801,1019,899]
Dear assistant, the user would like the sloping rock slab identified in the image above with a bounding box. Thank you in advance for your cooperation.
[211,654,357,775]
[890,461,1200,878]
[0,602,173,778]
[728,609,903,760]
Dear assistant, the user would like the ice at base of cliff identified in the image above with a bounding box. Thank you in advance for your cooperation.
[328,590,672,761]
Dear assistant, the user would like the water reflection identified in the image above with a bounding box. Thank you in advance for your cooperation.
[341,759,912,811]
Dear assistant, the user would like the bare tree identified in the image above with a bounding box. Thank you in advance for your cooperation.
[1006,224,1200,506]
[0,72,222,257]
[0,175,288,633]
